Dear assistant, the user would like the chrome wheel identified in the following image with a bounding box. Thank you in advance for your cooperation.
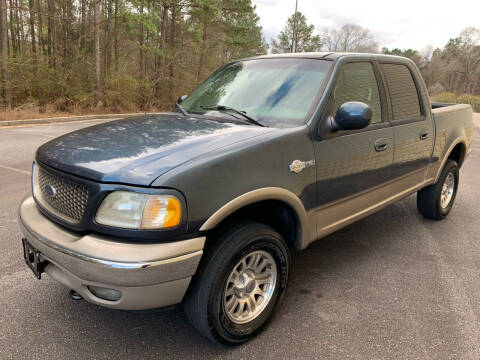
[223,250,277,324]
[440,172,455,209]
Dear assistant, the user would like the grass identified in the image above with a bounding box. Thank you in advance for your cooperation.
[0,103,98,122]
[0,103,168,122]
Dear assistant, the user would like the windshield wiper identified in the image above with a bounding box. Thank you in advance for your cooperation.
[175,103,189,117]
[201,105,265,127]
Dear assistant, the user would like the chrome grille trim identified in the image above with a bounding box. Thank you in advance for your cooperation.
[33,165,89,224]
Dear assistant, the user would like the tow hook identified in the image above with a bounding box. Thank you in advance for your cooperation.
[70,290,83,300]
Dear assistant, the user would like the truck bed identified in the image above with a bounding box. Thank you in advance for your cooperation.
[431,103,474,171]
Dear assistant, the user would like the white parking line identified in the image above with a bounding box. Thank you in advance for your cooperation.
[0,165,31,175]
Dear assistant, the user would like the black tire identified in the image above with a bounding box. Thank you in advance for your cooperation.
[183,221,289,345]
[417,159,459,220]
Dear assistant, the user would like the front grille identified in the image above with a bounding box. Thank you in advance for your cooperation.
[35,166,89,223]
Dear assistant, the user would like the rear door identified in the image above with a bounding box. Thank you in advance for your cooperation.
[379,62,434,186]
[313,61,395,236]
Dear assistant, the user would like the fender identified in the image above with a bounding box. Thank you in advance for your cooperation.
[199,187,315,250]
[433,137,467,183]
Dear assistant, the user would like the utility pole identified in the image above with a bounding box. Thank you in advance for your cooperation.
[291,0,298,53]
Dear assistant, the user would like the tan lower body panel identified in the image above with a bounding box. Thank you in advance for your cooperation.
[45,259,191,310]
[19,197,203,310]
[311,169,429,247]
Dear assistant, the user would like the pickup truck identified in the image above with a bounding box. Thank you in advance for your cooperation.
[19,52,474,344]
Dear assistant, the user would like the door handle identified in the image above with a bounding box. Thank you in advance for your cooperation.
[419,131,429,140]
[374,138,389,152]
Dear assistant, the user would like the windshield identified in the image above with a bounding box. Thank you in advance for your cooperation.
[180,58,332,127]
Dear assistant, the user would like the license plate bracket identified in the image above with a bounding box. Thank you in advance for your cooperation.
[22,238,47,279]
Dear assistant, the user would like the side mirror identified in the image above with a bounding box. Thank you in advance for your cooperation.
[330,101,372,131]
[177,95,188,104]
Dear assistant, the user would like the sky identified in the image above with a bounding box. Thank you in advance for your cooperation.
[252,0,480,51]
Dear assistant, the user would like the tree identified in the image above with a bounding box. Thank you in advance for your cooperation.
[221,0,267,60]
[190,0,221,82]
[0,0,9,109]
[457,28,480,93]
[270,11,322,53]
[322,24,377,53]
[28,0,36,68]
[381,47,423,67]
[0,0,267,112]
[433,28,480,94]
[47,0,56,68]
[94,0,101,95]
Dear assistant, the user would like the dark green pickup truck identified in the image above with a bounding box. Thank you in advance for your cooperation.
[19,52,474,344]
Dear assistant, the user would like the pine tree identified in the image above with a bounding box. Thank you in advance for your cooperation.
[271,12,322,53]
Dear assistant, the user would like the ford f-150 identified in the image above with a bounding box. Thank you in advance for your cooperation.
[19,52,474,344]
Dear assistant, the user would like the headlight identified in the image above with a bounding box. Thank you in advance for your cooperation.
[95,191,181,229]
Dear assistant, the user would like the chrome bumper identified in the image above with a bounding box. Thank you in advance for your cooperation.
[19,196,205,310]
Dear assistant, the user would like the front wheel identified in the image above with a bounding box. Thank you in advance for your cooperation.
[183,221,289,344]
[417,159,459,220]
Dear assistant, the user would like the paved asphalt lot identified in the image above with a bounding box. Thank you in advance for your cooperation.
[0,116,479,359]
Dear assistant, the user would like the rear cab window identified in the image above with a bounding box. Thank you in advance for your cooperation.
[380,63,422,121]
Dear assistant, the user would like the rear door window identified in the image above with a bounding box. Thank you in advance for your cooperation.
[381,63,421,120]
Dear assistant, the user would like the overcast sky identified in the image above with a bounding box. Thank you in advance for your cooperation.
[252,0,480,51]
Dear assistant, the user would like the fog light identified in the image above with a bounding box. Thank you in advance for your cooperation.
[87,286,122,301]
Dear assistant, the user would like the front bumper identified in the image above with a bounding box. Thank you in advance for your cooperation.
[19,196,205,310]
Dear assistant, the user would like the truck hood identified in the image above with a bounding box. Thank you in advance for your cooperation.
[36,113,273,185]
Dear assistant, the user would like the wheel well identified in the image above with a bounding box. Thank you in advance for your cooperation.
[448,143,466,167]
[204,200,300,250]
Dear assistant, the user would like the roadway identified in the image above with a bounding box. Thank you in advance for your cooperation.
[0,117,479,359]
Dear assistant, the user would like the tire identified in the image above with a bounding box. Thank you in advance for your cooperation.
[417,159,459,220]
[183,221,289,344]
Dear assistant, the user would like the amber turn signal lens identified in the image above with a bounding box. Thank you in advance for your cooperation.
[141,196,181,229]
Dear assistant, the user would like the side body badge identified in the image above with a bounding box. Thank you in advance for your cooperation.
[289,159,315,174]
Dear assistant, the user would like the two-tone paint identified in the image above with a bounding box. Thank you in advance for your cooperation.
[33,53,474,252]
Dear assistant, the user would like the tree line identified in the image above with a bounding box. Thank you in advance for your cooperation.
[272,12,480,110]
[383,28,480,104]
[0,0,266,112]
[1,4,479,114]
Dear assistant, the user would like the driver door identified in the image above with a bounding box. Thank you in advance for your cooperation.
[312,61,395,237]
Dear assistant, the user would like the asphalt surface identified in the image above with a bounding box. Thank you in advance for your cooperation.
[0,117,479,359]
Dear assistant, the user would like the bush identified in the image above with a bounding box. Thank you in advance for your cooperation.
[431,92,480,112]
[431,92,458,103]
[103,74,142,112]
[456,94,480,112]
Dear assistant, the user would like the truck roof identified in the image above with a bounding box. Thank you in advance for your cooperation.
[246,52,410,62]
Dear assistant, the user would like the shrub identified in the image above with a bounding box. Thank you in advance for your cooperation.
[103,74,142,112]
[431,92,458,103]
[431,92,480,112]
[456,94,480,112]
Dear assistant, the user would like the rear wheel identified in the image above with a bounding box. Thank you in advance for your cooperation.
[417,159,459,220]
[183,221,289,344]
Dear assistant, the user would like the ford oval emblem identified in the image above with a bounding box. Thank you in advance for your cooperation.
[44,184,57,198]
